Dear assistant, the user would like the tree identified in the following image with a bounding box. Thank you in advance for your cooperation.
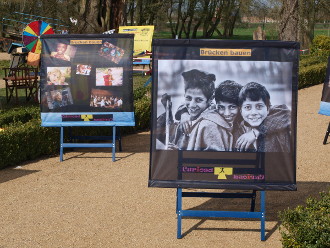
[278,0,329,49]
[278,0,299,42]
[70,0,125,34]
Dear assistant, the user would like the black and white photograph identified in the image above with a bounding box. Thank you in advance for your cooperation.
[155,60,293,153]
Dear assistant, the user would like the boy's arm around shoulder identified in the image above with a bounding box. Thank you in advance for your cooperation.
[258,104,291,135]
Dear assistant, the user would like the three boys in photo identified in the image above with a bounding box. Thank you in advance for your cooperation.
[157,69,291,152]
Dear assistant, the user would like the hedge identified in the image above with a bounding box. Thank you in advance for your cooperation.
[279,190,330,248]
[0,106,40,126]
[298,61,328,89]
[0,119,59,169]
[310,35,330,57]
[299,55,328,68]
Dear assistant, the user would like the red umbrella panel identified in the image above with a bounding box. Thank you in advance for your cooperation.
[23,21,55,53]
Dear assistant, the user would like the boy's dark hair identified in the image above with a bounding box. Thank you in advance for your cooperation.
[215,80,242,105]
[182,69,215,100]
[238,82,271,108]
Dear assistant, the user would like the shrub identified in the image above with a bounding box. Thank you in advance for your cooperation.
[0,119,59,169]
[279,190,330,248]
[134,85,151,101]
[310,35,330,57]
[300,55,328,67]
[134,96,151,131]
[0,105,40,127]
[299,62,328,89]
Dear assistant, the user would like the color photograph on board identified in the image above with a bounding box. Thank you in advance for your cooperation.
[90,88,123,109]
[95,67,123,86]
[76,64,92,75]
[47,67,71,85]
[45,88,73,110]
[98,41,125,64]
[50,42,77,61]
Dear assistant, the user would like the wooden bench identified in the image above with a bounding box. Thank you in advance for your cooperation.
[3,67,39,103]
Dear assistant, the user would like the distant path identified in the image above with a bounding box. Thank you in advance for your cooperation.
[0,52,10,60]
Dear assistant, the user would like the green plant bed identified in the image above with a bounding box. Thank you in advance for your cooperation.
[0,60,10,78]
[0,105,40,126]
[279,190,330,248]
[299,61,328,89]
[0,119,59,169]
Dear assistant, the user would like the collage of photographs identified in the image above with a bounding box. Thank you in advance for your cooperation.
[43,40,126,111]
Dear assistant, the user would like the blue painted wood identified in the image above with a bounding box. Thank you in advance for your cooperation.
[176,189,266,241]
[60,126,64,162]
[177,188,183,239]
[260,191,266,241]
[62,143,114,148]
[112,126,116,162]
[59,126,117,162]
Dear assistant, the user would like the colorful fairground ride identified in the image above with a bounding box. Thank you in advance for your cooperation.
[0,12,68,53]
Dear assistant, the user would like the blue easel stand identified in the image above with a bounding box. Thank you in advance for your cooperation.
[60,126,117,162]
[176,188,266,241]
[323,122,330,145]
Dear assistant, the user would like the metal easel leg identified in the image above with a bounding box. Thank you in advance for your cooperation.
[323,122,330,145]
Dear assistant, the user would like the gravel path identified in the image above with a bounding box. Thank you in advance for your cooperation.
[0,80,329,247]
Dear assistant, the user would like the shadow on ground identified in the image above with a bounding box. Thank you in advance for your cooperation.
[0,168,40,184]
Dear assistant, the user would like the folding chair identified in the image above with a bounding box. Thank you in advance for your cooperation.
[3,67,39,103]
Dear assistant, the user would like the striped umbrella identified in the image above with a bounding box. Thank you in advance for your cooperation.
[22,20,54,53]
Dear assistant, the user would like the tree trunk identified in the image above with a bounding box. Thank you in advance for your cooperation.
[109,0,124,31]
[74,0,123,34]
[298,0,316,49]
[278,0,299,41]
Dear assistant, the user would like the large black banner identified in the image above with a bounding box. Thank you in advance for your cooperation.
[40,34,135,127]
[319,56,330,116]
[149,40,299,191]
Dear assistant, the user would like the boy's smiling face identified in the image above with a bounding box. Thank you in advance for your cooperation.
[240,98,269,127]
[216,101,238,125]
[57,43,67,55]
[184,88,210,121]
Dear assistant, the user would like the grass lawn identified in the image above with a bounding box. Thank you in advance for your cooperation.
[154,23,329,40]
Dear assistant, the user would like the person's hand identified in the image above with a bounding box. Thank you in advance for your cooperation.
[179,112,192,135]
[167,142,179,150]
[235,130,258,151]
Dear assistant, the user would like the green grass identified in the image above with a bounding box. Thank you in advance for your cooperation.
[0,60,10,78]
[154,23,329,40]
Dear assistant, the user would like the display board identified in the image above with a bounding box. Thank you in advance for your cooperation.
[40,34,135,127]
[319,57,330,116]
[118,25,154,56]
[149,39,299,191]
